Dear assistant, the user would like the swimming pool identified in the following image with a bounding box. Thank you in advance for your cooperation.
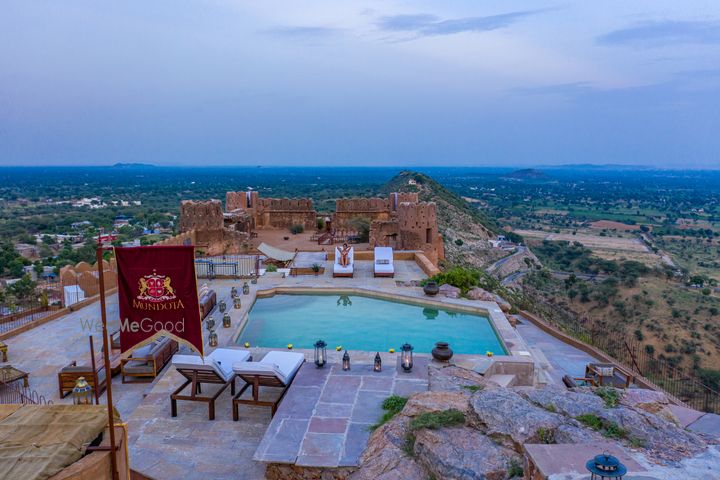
[237,293,507,354]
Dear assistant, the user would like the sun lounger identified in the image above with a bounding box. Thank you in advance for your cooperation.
[171,348,251,420]
[232,351,305,419]
[333,246,354,277]
[373,246,395,277]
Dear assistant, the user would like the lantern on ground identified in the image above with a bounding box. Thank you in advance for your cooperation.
[586,453,627,479]
[373,352,382,372]
[401,343,414,372]
[72,377,93,405]
[314,340,327,368]
[218,300,227,313]
[342,350,351,371]
[233,296,242,309]
[223,312,231,328]
[230,286,238,297]
[243,282,250,295]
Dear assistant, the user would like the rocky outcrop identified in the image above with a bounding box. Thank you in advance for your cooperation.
[466,287,495,301]
[439,284,461,298]
[350,368,710,480]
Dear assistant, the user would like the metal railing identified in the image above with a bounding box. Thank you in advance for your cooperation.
[0,379,52,405]
[195,255,260,279]
[0,297,61,335]
[522,285,720,413]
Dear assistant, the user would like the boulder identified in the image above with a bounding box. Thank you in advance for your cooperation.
[349,417,425,480]
[414,427,520,480]
[471,388,600,448]
[439,284,461,299]
[402,391,471,417]
[429,365,488,393]
[466,287,494,302]
[619,388,679,425]
[492,294,512,312]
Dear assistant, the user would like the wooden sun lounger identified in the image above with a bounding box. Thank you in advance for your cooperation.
[170,349,251,420]
[232,351,305,419]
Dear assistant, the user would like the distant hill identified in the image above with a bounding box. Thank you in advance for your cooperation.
[112,163,155,168]
[502,168,548,180]
[383,171,508,267]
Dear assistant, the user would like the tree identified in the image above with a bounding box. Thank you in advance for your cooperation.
[7,275,37,301]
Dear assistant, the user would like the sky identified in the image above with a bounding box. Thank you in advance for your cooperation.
[1,1,719,168]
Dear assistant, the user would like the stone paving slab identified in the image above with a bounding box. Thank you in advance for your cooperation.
[254,358,429,468]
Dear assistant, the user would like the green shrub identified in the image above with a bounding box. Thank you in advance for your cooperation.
[576,414,627,439]
[265,264,278,272]
[372,395,408,430]
[409,409,465,431]
[507,458,524,478]
[537,427,556,444]
[454,238,464,246]
[289,224,305,234]
[595,387,622,408]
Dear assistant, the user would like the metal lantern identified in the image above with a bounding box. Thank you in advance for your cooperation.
[401,343,414,372]
[233,296,242,309]
[586,453,627,479]
[243,282,250,295]
[209,331,219,347]
[223,312,231,328]
[314,340,327,368]
[373,352,382,372]
[218,300,227,313]
[342,350,351,371]
[230,286,238,297]
[72,377,93,405]
[207,317,218,347]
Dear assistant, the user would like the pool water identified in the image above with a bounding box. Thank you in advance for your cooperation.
[237,294,507,354]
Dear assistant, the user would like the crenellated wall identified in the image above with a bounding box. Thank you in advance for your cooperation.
[179,200,224,232]
[226,191,315,229]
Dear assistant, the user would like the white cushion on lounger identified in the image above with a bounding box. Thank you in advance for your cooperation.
[172,348,250,382]
[374,263,394,274]
[373,247,394,274]
[333,247,354,274]
[233,351,304,385]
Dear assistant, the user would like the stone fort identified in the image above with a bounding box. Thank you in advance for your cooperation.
[179,191,444,265]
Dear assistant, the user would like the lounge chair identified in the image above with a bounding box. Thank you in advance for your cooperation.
[121,336,178,383]
[171,348,252,420]
[232,351,305,419]
[585,362,633,388]
[373,247,395,277]
[57,336,106,404]
[333,246,354,278]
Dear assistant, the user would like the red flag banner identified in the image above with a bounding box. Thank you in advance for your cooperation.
[115,245,204,356]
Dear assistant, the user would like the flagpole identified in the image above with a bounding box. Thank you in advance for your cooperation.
[96,232,119,480]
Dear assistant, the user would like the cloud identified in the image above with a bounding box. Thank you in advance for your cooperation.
[598,20,720,47]
[513,81,595,96]
[377,10,547,37]
[264,26,342,39]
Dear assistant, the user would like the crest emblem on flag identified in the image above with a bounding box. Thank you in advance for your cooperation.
[137,271,176,302]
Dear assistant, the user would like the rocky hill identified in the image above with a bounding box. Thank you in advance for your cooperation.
[383,171,507,268]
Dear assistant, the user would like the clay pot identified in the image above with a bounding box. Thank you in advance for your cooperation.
[431,342,453,362]
[423,281,440,296]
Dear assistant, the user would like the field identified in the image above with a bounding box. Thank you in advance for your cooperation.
[589,220,641,231]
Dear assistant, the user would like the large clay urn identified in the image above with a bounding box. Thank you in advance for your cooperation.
[431,342,454,362]
[423,281,440,296]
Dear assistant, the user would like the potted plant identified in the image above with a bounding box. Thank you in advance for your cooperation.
[311,263,321,276]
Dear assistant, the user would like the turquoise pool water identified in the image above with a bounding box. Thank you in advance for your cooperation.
[237,294,507,354]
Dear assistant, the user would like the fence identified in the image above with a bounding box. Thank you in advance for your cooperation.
[195,255,260,279]
[0,378,52,405]
[0,298,61,335]
[522,285,720,413]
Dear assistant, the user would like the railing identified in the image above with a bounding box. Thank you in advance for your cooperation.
[522,285,720,413]
[0,379,52,405]
[0,298,61,335]
[195,255,260,279]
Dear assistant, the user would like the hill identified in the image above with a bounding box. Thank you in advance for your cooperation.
[501,168,548,180]
[383,171,507,267]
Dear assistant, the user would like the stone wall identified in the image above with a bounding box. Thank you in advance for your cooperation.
[179,200,224,232]
[369,220,399,248]
[226,191,316,230]
[334,197,392,229]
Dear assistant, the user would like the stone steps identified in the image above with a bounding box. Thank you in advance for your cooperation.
[487,374,516,388]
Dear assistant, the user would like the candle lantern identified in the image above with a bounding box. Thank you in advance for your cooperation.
[400,343,414,372]
[72,377,93,405]
[243,282,250,295]
[223,312,231,328]
[230,286,238,297]
[586,453,627,479]
[342,350,351,371]
[373,352,382,372]
[218,300,227,313]
[314,340,327,368]
[233,296,242,309]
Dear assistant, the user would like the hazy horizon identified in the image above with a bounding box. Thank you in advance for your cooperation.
[2,1,719,168]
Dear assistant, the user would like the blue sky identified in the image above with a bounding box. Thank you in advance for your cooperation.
[1,1,719,168]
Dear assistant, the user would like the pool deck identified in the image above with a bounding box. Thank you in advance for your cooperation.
[2,258,574,479]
